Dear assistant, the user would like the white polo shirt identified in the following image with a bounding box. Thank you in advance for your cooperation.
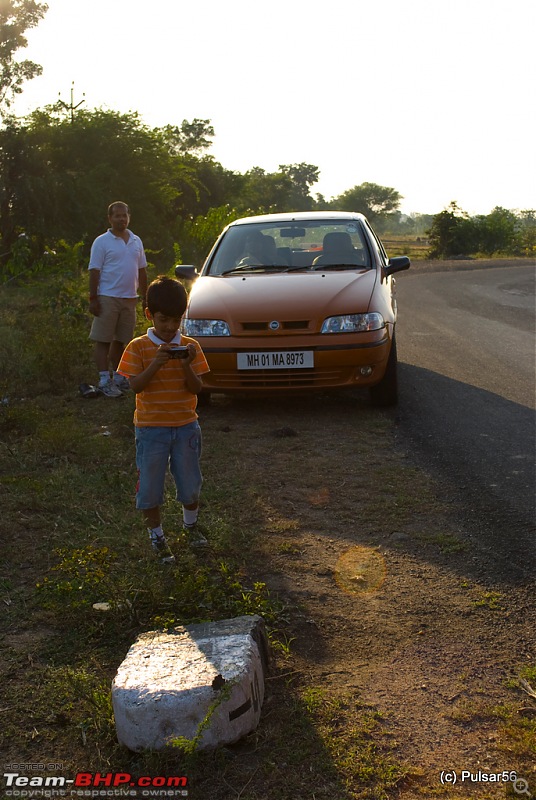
[88,229,147,298]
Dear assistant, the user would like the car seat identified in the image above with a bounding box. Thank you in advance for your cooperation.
[312,231,363,267]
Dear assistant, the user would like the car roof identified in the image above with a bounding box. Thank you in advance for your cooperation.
[228,211,368,227]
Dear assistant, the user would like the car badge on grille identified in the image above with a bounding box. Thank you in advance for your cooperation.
[269,320,280,330]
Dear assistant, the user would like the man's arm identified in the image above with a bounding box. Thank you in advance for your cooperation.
[89,269,101,316]
[138,267,148,308]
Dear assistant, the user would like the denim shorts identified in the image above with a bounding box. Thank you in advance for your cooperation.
[135,422,202,510]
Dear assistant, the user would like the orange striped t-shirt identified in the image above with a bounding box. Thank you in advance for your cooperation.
[118,333,209,427]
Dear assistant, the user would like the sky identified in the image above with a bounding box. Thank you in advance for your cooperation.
[10,0,536,216]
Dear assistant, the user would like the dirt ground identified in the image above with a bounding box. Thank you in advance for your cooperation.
[1,258,533,799]
[199,386,535,798]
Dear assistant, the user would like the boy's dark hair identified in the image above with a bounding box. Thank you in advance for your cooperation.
[146,276,188,318]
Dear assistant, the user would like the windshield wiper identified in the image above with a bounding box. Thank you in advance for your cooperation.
[220,263,368,275]
[313,263,366,270]
[221,264,290,276]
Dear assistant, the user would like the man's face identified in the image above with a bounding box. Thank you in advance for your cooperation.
[109,205,130,233]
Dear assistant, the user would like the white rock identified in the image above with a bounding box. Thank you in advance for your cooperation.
[112,615,268,751]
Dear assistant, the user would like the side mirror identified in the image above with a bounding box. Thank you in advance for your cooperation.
[384,256,410,277]
[175,265,199,281]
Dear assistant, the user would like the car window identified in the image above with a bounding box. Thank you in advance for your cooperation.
[206,220,372,275]
[362,219,388,266]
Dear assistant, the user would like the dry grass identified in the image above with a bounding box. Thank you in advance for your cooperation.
[1,272,534,800]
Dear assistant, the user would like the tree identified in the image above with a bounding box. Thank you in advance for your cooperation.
[0,107,199,269]
[178,205,242,264]
[159,118,215,155]
[163,153,242,220]
[237,166,294,213]
[474,206,518,256]
[0,116,45,259]
[233,163,320,214]
[0,0,48,118]
[427,203,529,259]
[279,163,319,210]
[332,182,402,224]
[517,210,536,256]
[427,202,478,258]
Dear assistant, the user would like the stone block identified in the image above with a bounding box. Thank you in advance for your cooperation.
[112,615,269,752]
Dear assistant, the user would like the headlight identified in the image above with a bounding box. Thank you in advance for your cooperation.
[321,313,385,333]
[180,318,230,336]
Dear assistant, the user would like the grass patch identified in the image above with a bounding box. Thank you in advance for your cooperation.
[381,236,431,260]
[0,273,417,796]
[414,531,468,553]
[449,692,535,772]
[1,271,533,799]
[298,688,412,798]
[473,590,503,610]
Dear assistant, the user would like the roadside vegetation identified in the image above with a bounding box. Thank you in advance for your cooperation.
[1,269,534,799]
[1,103,534,286]
[1,4,535,281]
[0,270,409,799]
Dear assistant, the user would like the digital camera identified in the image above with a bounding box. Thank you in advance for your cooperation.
[167,347,189,359]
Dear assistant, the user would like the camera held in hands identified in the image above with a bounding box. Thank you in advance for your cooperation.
[167,346,189,359]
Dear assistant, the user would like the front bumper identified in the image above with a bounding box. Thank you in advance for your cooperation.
[199,332,392,393]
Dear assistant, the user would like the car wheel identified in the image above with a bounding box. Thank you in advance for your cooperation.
[369,335,398,407]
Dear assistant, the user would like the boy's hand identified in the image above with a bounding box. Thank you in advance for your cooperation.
[183,343,197,365]
[158,344,196,366]
[155,345,174,366]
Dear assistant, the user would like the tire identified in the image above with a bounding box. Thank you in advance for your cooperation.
[369,335,398,407]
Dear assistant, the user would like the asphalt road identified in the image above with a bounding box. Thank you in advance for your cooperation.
[394,264,535,582]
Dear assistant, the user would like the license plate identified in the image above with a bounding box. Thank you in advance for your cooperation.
[237,351,314,370]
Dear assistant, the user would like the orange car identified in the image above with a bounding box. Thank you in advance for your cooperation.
[176,212,410,406]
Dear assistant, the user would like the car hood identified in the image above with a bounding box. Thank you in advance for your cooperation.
[187,270,378,327]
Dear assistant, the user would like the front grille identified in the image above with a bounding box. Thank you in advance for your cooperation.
[283,320,309,330]
[242,322,268,331]
[208,366,351,389]
[240,320,311,332]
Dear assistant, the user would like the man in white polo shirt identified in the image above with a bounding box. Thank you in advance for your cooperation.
[88,201,148,397]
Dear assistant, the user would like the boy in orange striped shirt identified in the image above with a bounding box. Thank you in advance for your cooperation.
[118,276,210,563]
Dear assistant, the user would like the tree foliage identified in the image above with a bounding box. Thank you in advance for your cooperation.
[178,205,243,265]
[0,107,202,267]
[427,202,533,258]
[332,182,402,224]
[0,0,47,117]
[0,3,531,272]
[0,98,532,275]
[159,118,215,155]
[426,202,473,258]
[0,109,324,268]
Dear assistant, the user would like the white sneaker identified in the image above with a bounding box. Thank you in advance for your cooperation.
[151,535,176,564]
[99,379,122,398]
[184,524,209,548]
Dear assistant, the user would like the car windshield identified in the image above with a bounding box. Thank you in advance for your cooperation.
[206,219,372,276]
